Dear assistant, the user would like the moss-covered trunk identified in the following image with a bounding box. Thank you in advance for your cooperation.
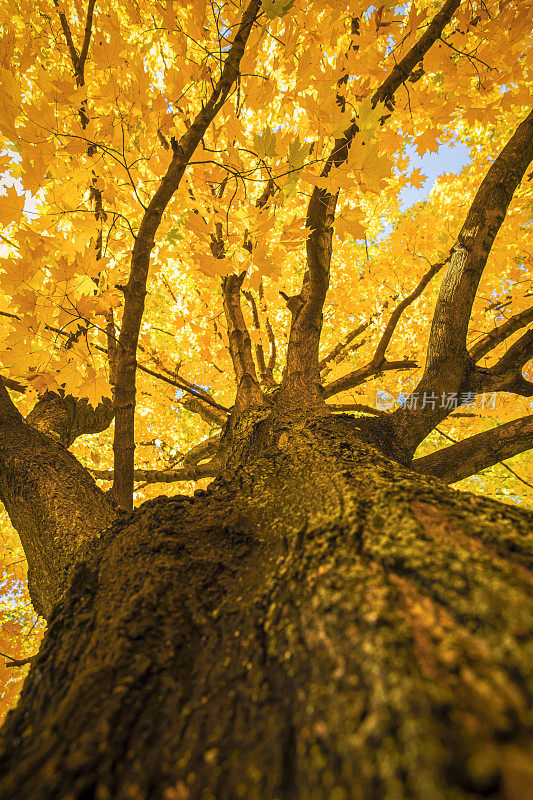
[0,414,532,800]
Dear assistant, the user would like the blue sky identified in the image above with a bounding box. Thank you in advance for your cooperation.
[399,141,471,210]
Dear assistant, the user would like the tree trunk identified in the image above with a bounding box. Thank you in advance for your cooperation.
[0,413,532,800]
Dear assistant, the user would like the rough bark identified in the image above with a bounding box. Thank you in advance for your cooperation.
[26,392,114,448]
[1,411,532,800]
[0,382,116,618]
[413,413,533,483]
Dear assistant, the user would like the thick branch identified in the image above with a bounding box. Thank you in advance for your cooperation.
[469,327,533,396]
[412,414,533,483]
[285,0,461,392]
[243,290,277,388]
[0,381,116,618]
[0,374,25,392]
[323,358,418,399]
[182,433,221,468]
[425,111,533,377]
[469,305,533,361]
[0,378,114,447]
[266,316,277,377]
[222,273,264,411]
[260,282,278,379]
[177,395,228,427]
[112,0,261,510]
[243,290,267,376]
[391,109,533,455]
[26,392,114,448]
[92,460,219,484]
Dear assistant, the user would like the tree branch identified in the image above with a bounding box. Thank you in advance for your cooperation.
[266,315,277,377]
[372,256,450,366]
[26,392,114,448]
[177,394,228,427]
[77,0,97,83]
[182,433,221,468]
[222,272,265,411]
[92,459,219,484]
[318,320,370,376]
[0,652,34,669]
[390,108,533,455]
[243,289,267,375]
[0,380,116,618]
[323,358,418,399]
[112,0,261,510]
[53,0,80,73]
[469,327,533,397]
[322,258,445,398]
[0,374,25,393]
[243,290,277,388]
[469,305,533,362]
[412,414,533,484]
[284,0,461,395]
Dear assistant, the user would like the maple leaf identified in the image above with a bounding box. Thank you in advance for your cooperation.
[335,213,366,240]
[415,130,440,156]
[253,126,277,159]
[27,372,61,395]
[263,0,295,19]
[195,253,232,277]
[0,186,24,226]
[357,98,388,138]
[410,168,426,189]
[71,368,112,408]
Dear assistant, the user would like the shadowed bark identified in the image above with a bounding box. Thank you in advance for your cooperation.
[0,382,116,618]
[413,413,533,483]
[0,411,532,800]
[26,392,114,448]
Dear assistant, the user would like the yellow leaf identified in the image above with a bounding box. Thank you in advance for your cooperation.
[410,168,426,189]
[0,186,24,226]
[71,367,112,408]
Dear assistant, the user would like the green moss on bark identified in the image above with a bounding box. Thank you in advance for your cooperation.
[0,414,531,800]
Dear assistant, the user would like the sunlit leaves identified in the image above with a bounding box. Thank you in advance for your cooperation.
[0,0,529,504]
